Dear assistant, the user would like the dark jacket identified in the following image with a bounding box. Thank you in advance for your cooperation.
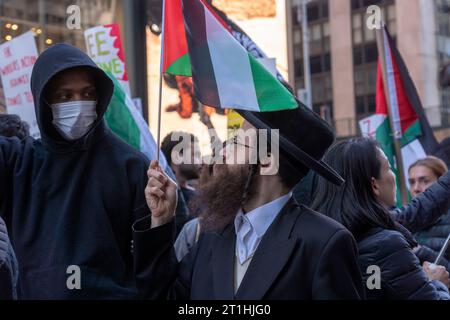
[391,170,450,234]
[415,211,450,255]
[0,44,151,299]
[414,210,450,270]
[358,227,450,300]
[390,170,450,269]
[0,216,18,299]
[133,198,365,300]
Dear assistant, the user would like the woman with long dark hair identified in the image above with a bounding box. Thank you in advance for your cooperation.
[311,137,450,299]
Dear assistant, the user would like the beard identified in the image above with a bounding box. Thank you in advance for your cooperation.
[190,164,251,232]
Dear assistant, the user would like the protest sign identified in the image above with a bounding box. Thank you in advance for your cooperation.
[0,31,39,138]
[84,23,130,95]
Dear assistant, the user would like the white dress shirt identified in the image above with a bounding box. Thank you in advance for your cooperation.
[234,193,292,265]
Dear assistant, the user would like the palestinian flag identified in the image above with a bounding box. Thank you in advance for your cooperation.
[104,72,171,172]
[162,0,191,76]
[360,26,439,203]
[162,0,297,112]
[162,0,233,76]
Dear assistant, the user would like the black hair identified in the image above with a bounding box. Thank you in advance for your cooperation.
[0,114,30,140]
[310,137,397,239]
[161,131,198,166]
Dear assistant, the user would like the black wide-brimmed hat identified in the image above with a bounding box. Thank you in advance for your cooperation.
[237,101,345,186]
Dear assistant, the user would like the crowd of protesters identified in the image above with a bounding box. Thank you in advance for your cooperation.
[1,44,450,300]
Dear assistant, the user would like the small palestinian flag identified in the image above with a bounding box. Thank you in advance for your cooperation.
[161,0,297,112]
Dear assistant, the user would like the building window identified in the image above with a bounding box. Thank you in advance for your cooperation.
[0,0,121,53]
[293,0,329,26]
[354,65,377,117]
[436,0,450,123]
[0,0,122,114]
[293,0,332,123]
[352,0,396,119]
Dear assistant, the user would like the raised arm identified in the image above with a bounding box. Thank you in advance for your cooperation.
[132,160,194,299]
[391,170,450,233]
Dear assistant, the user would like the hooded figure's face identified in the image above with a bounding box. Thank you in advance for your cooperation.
[46,68,98,104]
[45,67,99,141]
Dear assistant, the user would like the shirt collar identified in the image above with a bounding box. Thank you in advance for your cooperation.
[234,192,292,238]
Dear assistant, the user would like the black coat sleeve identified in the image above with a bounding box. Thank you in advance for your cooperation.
[132,216,199,300]
[391,170,450,233]
[132,216,177,299]
[377,232,450,300]
[312,229,365,299]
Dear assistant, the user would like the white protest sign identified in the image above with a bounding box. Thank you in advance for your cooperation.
[84,24,130,95]
[0,31,40,138]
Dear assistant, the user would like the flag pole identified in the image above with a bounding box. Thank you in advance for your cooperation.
[434,233,450,265]
[376,25,408,206]
[156,0,167,163]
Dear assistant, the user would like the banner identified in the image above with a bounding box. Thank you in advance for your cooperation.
[84,24,130,96]
[0,31,39,138]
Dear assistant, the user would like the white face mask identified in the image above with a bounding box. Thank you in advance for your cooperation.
[51,100,98,141]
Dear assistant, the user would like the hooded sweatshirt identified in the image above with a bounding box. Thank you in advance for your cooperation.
[0,44,151,299]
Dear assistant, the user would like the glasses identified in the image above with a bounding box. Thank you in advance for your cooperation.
[224,135,255,149]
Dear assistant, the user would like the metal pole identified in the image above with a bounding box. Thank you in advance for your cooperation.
[434,233,450,265]
[156,0,167,162]
[299,0,312,109]
[376,26,408,206]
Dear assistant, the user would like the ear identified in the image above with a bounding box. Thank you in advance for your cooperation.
[259,153,279,176]
[371,177,380,197]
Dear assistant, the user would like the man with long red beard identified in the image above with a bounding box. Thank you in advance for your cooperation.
[133,103,365,299]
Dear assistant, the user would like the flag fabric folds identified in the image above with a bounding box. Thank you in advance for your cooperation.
[162,0,297,112]
[360,26,439,201]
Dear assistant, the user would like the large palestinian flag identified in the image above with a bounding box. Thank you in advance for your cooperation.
[360,26,439,203]
[161,0,297,112]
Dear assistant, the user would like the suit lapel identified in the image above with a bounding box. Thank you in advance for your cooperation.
[211,224,236,300]
[235,198,300,300]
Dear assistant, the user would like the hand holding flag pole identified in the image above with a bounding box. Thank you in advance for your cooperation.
[430,234,450,269]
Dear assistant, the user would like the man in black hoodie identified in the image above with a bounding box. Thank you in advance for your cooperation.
[0,44,151,299]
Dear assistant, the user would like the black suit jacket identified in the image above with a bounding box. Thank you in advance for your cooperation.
[133,198,365,300]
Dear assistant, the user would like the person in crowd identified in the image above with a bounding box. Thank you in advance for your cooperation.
[161,131,202,245]
[0,44,154,299]
[311,138,450,299]
[161,132,202,207]
[173,163,211,262]
[0,114,30,140]
[408,156,450,270]
[0,114,25,300]
[134,103,365,299]
[0,216,18,300]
